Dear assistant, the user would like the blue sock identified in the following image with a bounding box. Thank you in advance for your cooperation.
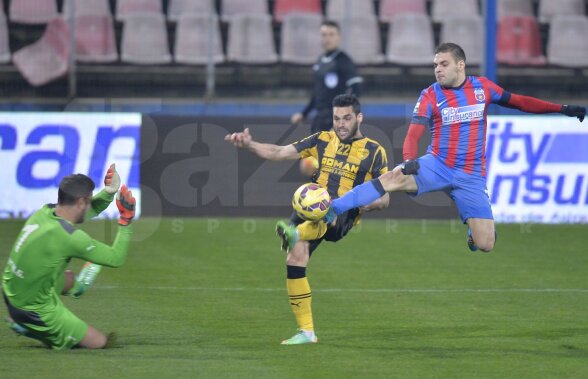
[332,179,386,215]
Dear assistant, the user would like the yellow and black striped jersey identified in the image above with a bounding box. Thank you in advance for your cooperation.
[292,131,388,199]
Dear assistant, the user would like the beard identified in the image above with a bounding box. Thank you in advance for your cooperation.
[337,120,359,143]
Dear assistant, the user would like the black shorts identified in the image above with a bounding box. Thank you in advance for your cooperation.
[289,208,360,255]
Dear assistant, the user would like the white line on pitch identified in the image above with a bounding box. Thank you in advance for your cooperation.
[93,286,588,293]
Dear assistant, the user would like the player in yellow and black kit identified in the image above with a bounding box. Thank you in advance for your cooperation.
[225,94,389,345]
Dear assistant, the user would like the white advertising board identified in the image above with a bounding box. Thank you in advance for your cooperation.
[0,112,141,219]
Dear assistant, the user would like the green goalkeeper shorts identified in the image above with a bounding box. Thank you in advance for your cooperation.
[4,293,88,350]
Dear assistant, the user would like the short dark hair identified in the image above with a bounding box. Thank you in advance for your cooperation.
[321,20,340,31]
[435,42,467,64]
[332,94,361,115]
[58,174,95,205]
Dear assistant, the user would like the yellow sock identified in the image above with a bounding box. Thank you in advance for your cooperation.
[296,221,328,241]
[287,277,314,331]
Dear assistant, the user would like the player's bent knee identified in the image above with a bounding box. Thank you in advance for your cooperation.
[78,326,107,349]
[478,236,496,253]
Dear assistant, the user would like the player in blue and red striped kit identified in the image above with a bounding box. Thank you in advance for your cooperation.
[325,43,586,252]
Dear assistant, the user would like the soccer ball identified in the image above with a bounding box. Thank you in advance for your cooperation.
[292,183,332,221]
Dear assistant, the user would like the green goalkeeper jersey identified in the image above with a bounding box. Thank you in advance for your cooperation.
[2,190,132,310]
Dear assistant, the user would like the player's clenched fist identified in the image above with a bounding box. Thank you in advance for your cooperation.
[116,185,136,226]
[103,163,121,194]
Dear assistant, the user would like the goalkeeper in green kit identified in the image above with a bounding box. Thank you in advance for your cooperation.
[2,164,136,350]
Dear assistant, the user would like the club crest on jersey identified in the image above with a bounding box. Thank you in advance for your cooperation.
[474,88,486,102]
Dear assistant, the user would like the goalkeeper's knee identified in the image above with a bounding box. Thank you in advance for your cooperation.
[297,221,328,241]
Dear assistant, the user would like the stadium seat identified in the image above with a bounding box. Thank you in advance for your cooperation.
[116,0,162,22]
[497,15,546,65]
[386,13,434,65]
[379,0,426,23]
[274,0,321,23]
[440,17,484,65]
[13,17,69,86]
[168,0,215,23]
[62,0,111,17]
[221,0,268,21]
[339,15,384,65]
[547,15,588,67]
[431,0,479,23]
[280,13,323,64]
[121,13,171,64]
[227,14,277,64]
[498,0,533,20]
[0,13,10,63]
[76,14,117,63]
[174,14,224,65]
[326,0,375,20]
[539,0,586,23]
[9,0,58,24]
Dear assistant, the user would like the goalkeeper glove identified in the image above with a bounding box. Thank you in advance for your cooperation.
[116,185,136,226]
[561,105,586,122]
[104,163,121,194]
[400,159,420,175]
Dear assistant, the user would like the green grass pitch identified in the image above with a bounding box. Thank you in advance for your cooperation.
[1,218,588,378]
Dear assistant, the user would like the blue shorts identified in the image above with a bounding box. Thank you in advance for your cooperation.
[411,154,493,223]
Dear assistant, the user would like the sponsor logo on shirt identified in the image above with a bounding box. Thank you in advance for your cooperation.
[441,104,485,125]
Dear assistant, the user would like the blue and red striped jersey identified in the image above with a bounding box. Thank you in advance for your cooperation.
[411,76,506,176]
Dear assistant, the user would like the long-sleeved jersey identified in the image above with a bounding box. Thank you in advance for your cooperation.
[3,190,132,310]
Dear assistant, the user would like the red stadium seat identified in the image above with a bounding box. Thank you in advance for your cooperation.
[121,13,171,64]
[498,0,533,20]
[280,13,323,64]
[76,14,117,63]
[431,0,479,23]
[440,17,484,65]
[168,0,215,23]
[222,0,268,21]
[339,15,384,65]
[326,0,375,20]
[227,14,277,64]
[497,15,546,65]
[9,0,58,24]
[274,0,321,23]
[0,13,10,63]
[13,17,69,86]
[63,0,111,17]
[174,14,224,65]
[547,15,588,67]
[386,13,434,65]
[539,0,586,23]
[379,0,426,23]
[116,0,162,22]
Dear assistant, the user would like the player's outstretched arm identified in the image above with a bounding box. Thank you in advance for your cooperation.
[501,93,586,122]
[70,186,135,267]
[224,128,299,161]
